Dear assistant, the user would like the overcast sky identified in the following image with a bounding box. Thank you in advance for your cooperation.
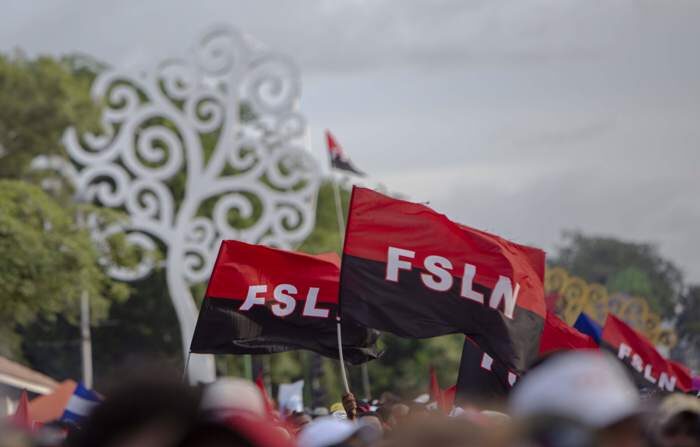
[4,0,700,282]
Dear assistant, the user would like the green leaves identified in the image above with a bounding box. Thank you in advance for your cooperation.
[0,53,101,178]
[0,180,129,359]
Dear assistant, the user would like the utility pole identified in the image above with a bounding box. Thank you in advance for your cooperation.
[80,290,93,388]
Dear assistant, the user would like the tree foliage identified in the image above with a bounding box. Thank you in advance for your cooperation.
[0,53,101,178]
[552,231,684,317]
[0,180,130,359]
[675,286,700,371]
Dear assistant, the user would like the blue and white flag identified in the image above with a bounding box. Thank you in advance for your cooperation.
[60,382,102,424]
[574,312,603,344]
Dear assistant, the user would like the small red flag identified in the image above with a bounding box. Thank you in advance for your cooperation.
[538,311,598,356]
[255,373,274,416]
[11,390,32,430]
[325,130,365,176]
[442,385,457,413]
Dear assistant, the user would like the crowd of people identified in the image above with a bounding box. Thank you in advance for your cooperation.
[1,351,699,447]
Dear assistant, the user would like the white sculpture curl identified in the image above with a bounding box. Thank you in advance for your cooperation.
[33,25,320,383]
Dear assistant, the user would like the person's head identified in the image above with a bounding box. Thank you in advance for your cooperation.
[297,417,380,447]
[329,402,347,420]
[509,414,596,447]
[287,411,312,434]
[201,378,266,418]
[73,372,200,447]
[382,413,491,447]
[657,393,700,447]
[389,403,410,427]
[359,412,383,436]
[509,351,645,447]
[178,414,294,447]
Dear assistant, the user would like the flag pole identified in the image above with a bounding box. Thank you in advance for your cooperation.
[333,177,371,398]
[324,130,351,394]
[182,352,192,382]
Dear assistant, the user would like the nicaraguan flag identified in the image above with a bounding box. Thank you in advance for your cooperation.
[60,382,102,424]
[574,313,603,344]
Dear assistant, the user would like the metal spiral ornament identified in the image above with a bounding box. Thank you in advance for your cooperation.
[32,25,321,383]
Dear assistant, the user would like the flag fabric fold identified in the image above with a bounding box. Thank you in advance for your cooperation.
[455,338,519,402]
[339,187,546,373]
[190,240,380,364]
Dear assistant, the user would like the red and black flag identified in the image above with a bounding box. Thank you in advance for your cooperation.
[326,130,365,176]
[601,315,692,393]
[339,187,546,373]
[455,337,519,403]
[190,240,380,364]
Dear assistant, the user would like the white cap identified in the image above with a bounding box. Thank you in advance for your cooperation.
[509,351,640,428]
[200,378,266,417]
[297,417,357,447]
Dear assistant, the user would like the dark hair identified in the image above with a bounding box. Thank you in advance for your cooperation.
[177,421,256,447]
[71,372,200,447]
[662,411,700,440]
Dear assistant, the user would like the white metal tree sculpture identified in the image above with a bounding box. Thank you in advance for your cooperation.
[33,25,321,383]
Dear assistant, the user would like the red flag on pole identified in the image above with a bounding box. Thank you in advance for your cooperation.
[11,390,32,430]
[429,367,444,410]
[601,315,692,393]
[339,187,546,374]
[325,130,365,176]
[189,240,379,364]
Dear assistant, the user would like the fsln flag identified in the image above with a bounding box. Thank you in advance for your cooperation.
[60,382,102,425]
[339,187,546,372]
[455,337,519,403]
[326,130,365,176]
[189,240,380,364]
[601,315,692,393]
[538,311,598,356]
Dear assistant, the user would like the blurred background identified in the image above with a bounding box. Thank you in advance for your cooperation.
[0,0,698,409]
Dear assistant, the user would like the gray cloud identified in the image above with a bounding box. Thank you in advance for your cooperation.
[2,0,700,281]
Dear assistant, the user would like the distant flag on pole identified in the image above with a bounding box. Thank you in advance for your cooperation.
[60,382,101,425]
[325,130,365,176]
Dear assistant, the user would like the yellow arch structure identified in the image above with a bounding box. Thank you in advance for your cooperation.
[544,267,677,349]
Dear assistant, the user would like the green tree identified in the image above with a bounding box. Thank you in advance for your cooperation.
[0,53,100,178]
[552,231,684,317]
[552,231,700,370]
[0,180,129,359]
[675,286,700,371]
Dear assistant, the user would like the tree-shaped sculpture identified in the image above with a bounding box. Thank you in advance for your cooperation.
[32,25,321,382]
